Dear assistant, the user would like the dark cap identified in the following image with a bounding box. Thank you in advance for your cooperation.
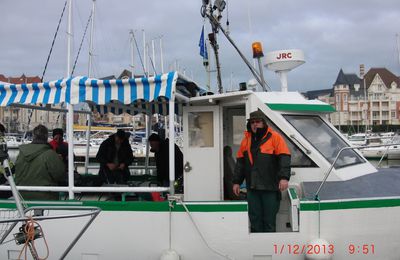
[148,133,161,142]
[116,129,126,139]
[247,110,266,122]
[52,128,63,137]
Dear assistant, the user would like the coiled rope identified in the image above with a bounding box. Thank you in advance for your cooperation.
[18,217,49,260]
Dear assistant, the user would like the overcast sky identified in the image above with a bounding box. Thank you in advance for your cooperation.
[1,0,399,92]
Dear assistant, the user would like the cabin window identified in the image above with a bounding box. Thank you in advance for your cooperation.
[188,112,214,147]
[284,115,365,168]
[263,116,316,167]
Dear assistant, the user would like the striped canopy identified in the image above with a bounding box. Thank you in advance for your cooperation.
[0,72,181,115]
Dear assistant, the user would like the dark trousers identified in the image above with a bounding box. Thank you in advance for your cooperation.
[247,190,280,232]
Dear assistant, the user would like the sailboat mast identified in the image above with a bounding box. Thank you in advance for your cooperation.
[152,39,156,75]
[130,30,135,77]
[88,0,96,77]
[159,36,164,73]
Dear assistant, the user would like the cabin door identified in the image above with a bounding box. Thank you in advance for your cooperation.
[183,105,221,201]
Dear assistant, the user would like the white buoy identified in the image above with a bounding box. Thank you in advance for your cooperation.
[305,238,333,260]
[160,249,180,260]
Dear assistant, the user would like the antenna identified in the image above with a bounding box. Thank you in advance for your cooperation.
[265,49,305,92]
[201,0,271,91]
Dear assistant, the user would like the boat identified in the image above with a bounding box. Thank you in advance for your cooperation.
[359,136,400,160]
[1,68,400,259]
[0,2,400,260]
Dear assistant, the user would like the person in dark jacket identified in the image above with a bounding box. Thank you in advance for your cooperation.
[148,134,183,188]
[232,110,291,232]
[14,124,65,200]
[96,129,134,184]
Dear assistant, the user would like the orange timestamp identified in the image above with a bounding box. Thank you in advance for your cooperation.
[348,244,375,255]
[273,244,335,255]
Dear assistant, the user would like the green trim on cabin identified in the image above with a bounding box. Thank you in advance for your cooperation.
[300,198,400,211]
[266,103,336,112]
[288,188,298,200]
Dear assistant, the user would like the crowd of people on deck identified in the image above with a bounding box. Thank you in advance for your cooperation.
[0,124,186,201]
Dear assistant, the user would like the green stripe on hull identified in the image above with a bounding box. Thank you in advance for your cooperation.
[300,198,400,211]
[1,198,400,212]
[0,200,248,212]
[266,103,335,112]
[82,201,248,212]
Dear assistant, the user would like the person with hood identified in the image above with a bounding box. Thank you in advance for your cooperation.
[14,124,65,200]
[232,110,291,232]
[148,133,183,188]
[96,129,134,184]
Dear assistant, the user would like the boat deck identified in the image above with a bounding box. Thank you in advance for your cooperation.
[301,167,400,200]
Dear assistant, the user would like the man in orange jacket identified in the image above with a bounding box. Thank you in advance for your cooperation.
[233,110,291,232]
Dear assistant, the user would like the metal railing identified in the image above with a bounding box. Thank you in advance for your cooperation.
[314,143,400,200]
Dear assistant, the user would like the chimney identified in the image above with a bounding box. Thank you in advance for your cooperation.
[359,64,365,78]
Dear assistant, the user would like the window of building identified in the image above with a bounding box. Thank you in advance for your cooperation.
[284,115,365,169]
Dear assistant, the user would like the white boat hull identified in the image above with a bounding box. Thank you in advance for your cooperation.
[361,146,400,160]
[0,198,399,260]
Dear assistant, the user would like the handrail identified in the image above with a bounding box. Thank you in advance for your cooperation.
[0,186,169,193]
[289,134,311,154]
[314,143,400,200]
[0,206,101,259]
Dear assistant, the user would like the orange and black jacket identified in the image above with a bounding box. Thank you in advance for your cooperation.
[233,127,291,191]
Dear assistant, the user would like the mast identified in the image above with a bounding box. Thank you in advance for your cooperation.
[152,39,156,75]
[142,29,147,76]
[130,30,135,77]
[85,0,96,174]
[66,0,75,200]
[88,0,96,77]
[159,36,164,73]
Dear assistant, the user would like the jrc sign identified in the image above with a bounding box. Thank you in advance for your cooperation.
[265,49,305,72]
[276,52,292,59]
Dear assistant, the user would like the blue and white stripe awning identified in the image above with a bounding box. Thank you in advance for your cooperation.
[0,72,181,115]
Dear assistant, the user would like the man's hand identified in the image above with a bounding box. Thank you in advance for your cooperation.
[107,163,117,171]
[279,179,289,192]
[119,163,126,170]
[233,184,241,197]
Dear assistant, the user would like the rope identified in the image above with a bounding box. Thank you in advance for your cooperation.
[147,43,157,75]
[71,11,93,76]
[18,217,49,260]
[132,31,147,77]
[176,198,233,260]
[41,0,68,81]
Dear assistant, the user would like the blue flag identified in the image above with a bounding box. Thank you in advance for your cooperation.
[199,26,208,60]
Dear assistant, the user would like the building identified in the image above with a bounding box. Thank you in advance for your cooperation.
[0,74,63,133]
[303,66,400,129]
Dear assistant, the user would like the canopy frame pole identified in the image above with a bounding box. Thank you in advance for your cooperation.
[84,114,92,174]
[168,97,175,195]
[144,108,151,176]
[66,0,75,200]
